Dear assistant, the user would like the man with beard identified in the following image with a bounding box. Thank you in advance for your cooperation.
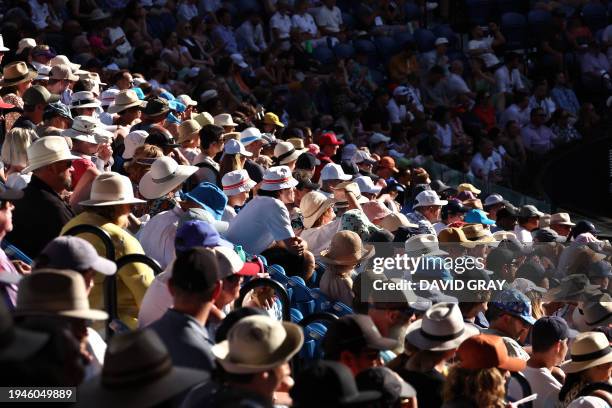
[8,136,79,257]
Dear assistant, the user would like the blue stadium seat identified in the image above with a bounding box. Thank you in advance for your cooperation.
[325,301,354,317]
[310,288,333,312]
[466,0,490,25]
[302,322,328,359]
[501,12,528,51]
[582,2,608,32]
[374,36,399,61]
[290,308,304,323]
[404,3,421,22]
[333,43,355,59]
[312,46,335,65]
[394,31,414,48]
[414,28,436,53]
[288,276,316,316]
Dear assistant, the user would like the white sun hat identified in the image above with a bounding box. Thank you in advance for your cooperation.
[23,136,81,173]
[138,156,199,200]
[69,91,102,109]
[222,169,257,197]
[259,166,298,191]
[80,172,146,206]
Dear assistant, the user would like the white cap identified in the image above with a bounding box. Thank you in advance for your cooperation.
[354,176,382,195]
[354,150,376,164]
[224,139,252,157]
[369,133,391,144]
[200,89,218,102]
[413,190,448,208]
[388,149,405,159]
[484,194,504,207]
[176,94,197,106]
[122,130,148,159]
[320,163,352,182]
[17,38,36,55]
[435,37,449,46]
[230,53,248,68]
[393,86,410,96]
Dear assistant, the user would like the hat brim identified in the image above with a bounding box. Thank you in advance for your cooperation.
[91,256,118,276]
[79,197,147,207]
[414,199,448,208]
[405,319,480,351]
[212,322,303,374]
[0,189,24,201]
[70,102,102,109]
[303,198,335,229]
[22,152,82,173]
[223,180,258,197]
[0,326,49,362]
[0,70,37,86]
[319,244,375,266]
[259,178,299,191]
[14,308,109,321]
[77,366,209,408]
[561,351,612,374]
[107,100,146,114]
[544,284,603,302]
[278,149,305,165]
[138,165,199,200]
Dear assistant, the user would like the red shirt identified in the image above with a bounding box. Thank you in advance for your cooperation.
[71,156,95,189]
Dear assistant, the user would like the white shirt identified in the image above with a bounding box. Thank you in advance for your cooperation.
[177,2,199,23]
[270,12,292,40]
[28,0,50,29]
[514,224,533,243]
[447,72,472,98]
[138,265,173,328]
[468,37,499,67]
[225,196,294,255]
[520,366,561,408]
[137,207,182,270]
[528,96,556,121]
[500,104,530,128]
[316,5,343,33]
[236,21,267,53]
[299,218,341,256]
[292,13,319,36]
[471,152,499,179]
[494,65,524,94]
[83,327,106,380]
[387,98,407,124]
[435,123,453,154]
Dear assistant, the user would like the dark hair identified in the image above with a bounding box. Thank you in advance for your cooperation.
[257,189,281,199]
[112,69,130,85]
[260,247,308,279]
[199,124,224,149]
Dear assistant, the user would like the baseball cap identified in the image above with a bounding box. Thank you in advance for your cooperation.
[323,314,398,358]
[296,152,318,170]
[518,205,544,218]
[356,367,416,405]
[532,316,571,352]
[464,209,495,225]
[320,163,352,181]
[318,132,343,147]
[587,260,612,279]
[484,194,504,208]
[174,220,233,253]
[392,86,410,97]
[43,102,72,121]
[490,288,536,325]
[457,334,527,371]
[354,150,377,165]
[435,37,449,46]
[443,200,468,215]
[378,156,399,173]
[170,247,220,293]
[36,236,117,276]
[213,246,261,278]
[23,85,60,106]
[369,133,391,144]
[533,227,566,243]
[144,131,180,149]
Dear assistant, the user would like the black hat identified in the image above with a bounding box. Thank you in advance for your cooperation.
[322,314,398,359]
[573,220,597,236]
[430,179,454,193]
[486,248,515,272]
[291,361,381,408]
[296,178,320,191]
[442,200,469,219]
[170,247,220,293]
[533,228,566,243]
[145,131,180,149]
[355,367,416,406]
[296,152,318,170]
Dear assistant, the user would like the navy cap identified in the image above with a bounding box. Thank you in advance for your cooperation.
[491,288,536,325]
[175,220,233,253]
[444,200,469,215]
[587,261,612,279]
[43,102,72,121]
[296,152,317,170]
[532,316,570,352]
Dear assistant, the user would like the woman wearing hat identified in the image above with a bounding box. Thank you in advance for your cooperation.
[299,191,340,255]
[273,140,304,171]
[177,119,201,164]
[319,230,375,306]
[61,172,154,329]
[443,334,527,408]
[219,139,251,181]
[1,61,36,131]
[224,165,305,256]
[556,332,612,408]
[221,169,257,222]
[1,127,34,190]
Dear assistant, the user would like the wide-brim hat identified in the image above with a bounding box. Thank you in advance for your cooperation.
[138,157,199,200]
[301,191,335,229]
[80,172,146,206]
[23,136,81,173]
[212,318,303,374]
[572,295,612,332]
[405,303,480,351]
[274,141,304,165]
[0,61,37,86]
[107,90,147,114]
[320,231,375,266]
[561,332,612,374]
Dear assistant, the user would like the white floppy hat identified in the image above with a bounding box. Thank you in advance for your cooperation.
[273,141,303,165]
[405,302,479,351]
[213,113,238,127]
[320,163,352,182]
[176,94,197,107]
[61,116,99,143]
[405,234,448,257]
[69,91,101,109]
[49,55,80,72]
[16,38,36,55]
[193,111,214,127]
[224,139,252,157]
[138,156,199,199]
[413,190,448,208]
[221,169,257,197]
[561,332,612,374]
[300,191,335,229]
[122,130,148,159]
[100,89,120,108]
[354,175,382,195]
[260,166,298,191]
[239,127,263,146]
[23,136,81,173]
[80,172,146,206]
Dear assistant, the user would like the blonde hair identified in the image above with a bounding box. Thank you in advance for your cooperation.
[1,127,35,168]
[219,153,242,180]
[125,144,163,183]
[524,290,544,320]
[444,366,507,408]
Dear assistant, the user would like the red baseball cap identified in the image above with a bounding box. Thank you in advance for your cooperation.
[0,100,15,109]
[318,132,344,147]
[238,260,262,276]
[378,156,399,173]
[457,334,526,371]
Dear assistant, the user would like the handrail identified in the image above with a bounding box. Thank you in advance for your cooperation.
[63,224,117,339]
[297,312,339,327]
[115,254,163,276]
[235,278,291,321]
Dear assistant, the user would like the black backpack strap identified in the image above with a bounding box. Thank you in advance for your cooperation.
[578,382,612,399]
[190,161,221,188]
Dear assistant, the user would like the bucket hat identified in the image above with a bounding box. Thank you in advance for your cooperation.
[405,302,479,351]
[16,269,108,320]
[138,157,198,199]
[177,119,201,143]
[77,329,209,408]
[107,90,146,114]
[69,91,101,109]
[405,234,448,257]
[221,169,257,197]
[142,97,169,117]
[122,130,148,159]
[259,166,298,191]
[362,201,392,223]
[544,274,602,302]
[340,209,381,241]
[300,191,335,229]
[80,172,147,206]
[550,212,575,226]
[49,55,80,71]
[274,141,303,165]
[62,115,99,143]
[320,230,375,266]
[23,136,80,173]
[561,332,612,374]
[0,61,36,86]
[183,183,228,221]
[212,315,303,374]
[193,111,214,127]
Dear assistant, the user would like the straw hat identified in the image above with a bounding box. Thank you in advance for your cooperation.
[23,136,81,173]
[16,38,36,55]
[572,294,612,332]
[15,269,108,321]
[405,302,479,351]
[320,230,375,266]
[78,329,209,408]
[138,157,199,199]
[0,61,36,86]
[462,223,495,243]
[107,90,146,114]
[221,169,256,197]
[300,191,335,229]
[550,212,575,226]
[212,315,304,374]
[80,172,147,206]
[50,55,80,71]
[274,141,303,165]
[259,166,298,191]
[193,111,214,127]
[69,91,101,109]
[49,64,79,81]
[561,332,612,374]
[405,234,448,257]
[177,119,201,143]
[287,137,306,150]
[378,213,418,232]
[213,113,238,127]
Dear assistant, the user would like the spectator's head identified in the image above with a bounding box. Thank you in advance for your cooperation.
[514,91,530,109]
[450,60,464,75]
[505,52,521,69]
[488,288,535,341]
[531,317,570,365]
[517,205,543,230]
[533,80,549,98]
[470,24,484,39]
[169,247,221,309]
[486,247,516,281]
[355,367,416,408]
[112,69,133,91]
[199,124,225,155]
[478,138,494,157]
[495,207,517,231]
[428,65,446,82]
[555,71,568,86]
[216,8,232,26]
[530,107,547,126]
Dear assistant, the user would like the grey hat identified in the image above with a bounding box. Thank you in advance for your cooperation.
[43,102,73,121]
[533,228,566,243]
[36,236,117,276]
[518,205,544,218]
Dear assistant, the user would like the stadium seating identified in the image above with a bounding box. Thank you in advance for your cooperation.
[501,12,528,51]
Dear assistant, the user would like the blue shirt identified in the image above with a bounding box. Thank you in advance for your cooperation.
[551,86,580,117]
[212,25,238,54]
